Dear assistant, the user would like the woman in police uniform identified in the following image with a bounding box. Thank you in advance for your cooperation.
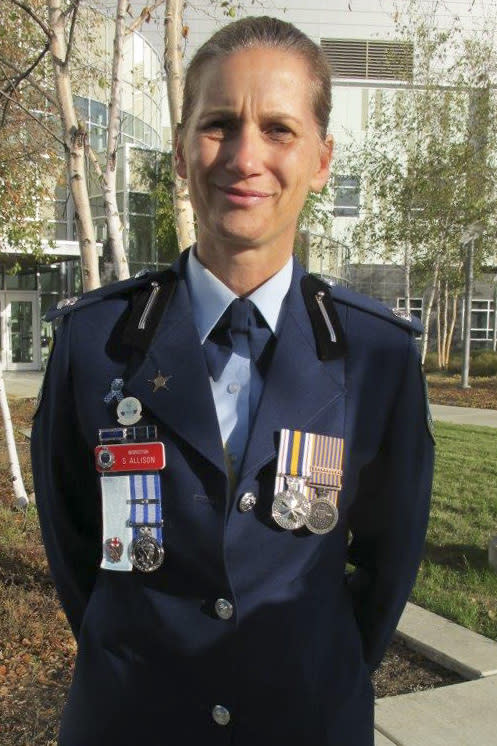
[32,16,434,746]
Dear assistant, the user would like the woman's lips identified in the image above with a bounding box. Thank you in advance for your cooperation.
[216,185,273,205]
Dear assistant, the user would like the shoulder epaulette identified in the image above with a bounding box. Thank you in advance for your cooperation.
[44,269,169,322]
[311,276,424,336]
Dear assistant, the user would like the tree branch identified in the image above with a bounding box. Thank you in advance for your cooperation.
[64,0,80,66]
[126,0,165,34]
[86,145,105,185]
[0,57,58,107]
[1,42,50,97]
[9,0,52,38]
[0,89,64,146]
[61,0,80,17]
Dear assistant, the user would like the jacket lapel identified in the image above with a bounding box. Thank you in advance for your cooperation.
[240,264,347,482]
[124,261,226,476]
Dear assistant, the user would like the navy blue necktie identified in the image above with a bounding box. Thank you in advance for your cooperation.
[203,298,274,381]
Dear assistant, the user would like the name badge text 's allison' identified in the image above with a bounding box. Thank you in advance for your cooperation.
[95,442,166,473]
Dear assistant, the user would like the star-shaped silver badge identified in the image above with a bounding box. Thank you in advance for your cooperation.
[148,371,171,393]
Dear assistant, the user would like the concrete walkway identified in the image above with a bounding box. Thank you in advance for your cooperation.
[374,602,497,745]
[3,370,43,398]
[431,403,497,428]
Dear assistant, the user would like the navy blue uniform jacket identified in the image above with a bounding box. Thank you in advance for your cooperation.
[31,254,434,746]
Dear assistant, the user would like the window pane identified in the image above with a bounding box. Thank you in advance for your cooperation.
[55,222,68,240]
[90,100,107,127]
[6,272,37,290]
[74,95,89,119]
[39,270,60,292]
[90,126,107,152]
[128,215,153,265]
[129,192,152,214]
[122,113,134,136]
[334,175,360,216]
[10,301,33,362]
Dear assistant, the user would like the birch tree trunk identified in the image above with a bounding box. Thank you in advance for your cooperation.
[404,241,411,315]
[164,0,196,250]
[104,0,129,280]
[444,293,458,367]
[421,260,439,365]
[0,365,28,509]
[441,280,448,368]
[436,279,442,369]
[47,0,100,291]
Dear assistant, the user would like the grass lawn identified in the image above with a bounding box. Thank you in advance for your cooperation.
[412,421,497,639]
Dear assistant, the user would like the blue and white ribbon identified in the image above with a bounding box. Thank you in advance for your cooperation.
[100,472,163,572]
[129,473,163,544]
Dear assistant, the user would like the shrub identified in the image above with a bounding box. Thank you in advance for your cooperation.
[470,351,497,377]
[423,350,497,376]
[423,352,439,373]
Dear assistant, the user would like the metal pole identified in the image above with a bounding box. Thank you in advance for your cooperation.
[461,236,474,389]
[492,280,497,352]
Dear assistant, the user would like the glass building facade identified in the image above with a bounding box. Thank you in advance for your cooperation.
[1,13,167,370]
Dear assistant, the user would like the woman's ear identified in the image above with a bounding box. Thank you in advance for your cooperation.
[175,125,187,179]
[309,134,334,193]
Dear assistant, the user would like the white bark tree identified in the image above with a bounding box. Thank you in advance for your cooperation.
[0,366,28,509]
[47,0,100,291]
[8,0,134,286]
[164,0,196,250]
[92,0,130,280]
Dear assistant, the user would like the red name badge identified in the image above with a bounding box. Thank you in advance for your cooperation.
[95,442,166,473]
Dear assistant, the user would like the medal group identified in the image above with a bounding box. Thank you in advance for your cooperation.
[97,381,344,573]
[96,377,166,573]
[272,429,344,534]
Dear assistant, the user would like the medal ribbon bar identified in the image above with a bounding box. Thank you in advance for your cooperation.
[129,473,163,545]
[275,429,344,500]
[275,429,312,499]
[308,433,344,489]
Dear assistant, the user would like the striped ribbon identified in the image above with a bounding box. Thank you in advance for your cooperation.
[129,473,163,544]
[275,429,344,503]
[100,472,163,572]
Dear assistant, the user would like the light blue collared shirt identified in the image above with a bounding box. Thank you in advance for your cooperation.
[186,248,293,474]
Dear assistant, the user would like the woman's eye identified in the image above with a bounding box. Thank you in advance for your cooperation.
[267,125,293,140]
[202,120,233,135]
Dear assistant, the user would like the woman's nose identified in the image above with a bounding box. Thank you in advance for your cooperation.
[224,125,263,177]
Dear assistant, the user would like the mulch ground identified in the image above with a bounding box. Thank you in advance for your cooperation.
[427,374,497,409]
[0,394,470,744]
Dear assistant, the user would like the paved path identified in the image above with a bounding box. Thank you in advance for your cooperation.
[3,371,43,398]
[431,403,497,428]
[373,603,497,745]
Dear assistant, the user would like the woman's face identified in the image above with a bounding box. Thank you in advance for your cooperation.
[176,46,332,259]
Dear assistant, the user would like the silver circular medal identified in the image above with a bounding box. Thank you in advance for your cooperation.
[305,499,339,534]
[272,489,310,530]
[130,530,164,572]
[116,396,142,426]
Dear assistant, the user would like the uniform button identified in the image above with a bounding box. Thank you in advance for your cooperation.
[238,492,257,512]
[214,598,233,620]
[212,704,231,726]
[227,382,241,394]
